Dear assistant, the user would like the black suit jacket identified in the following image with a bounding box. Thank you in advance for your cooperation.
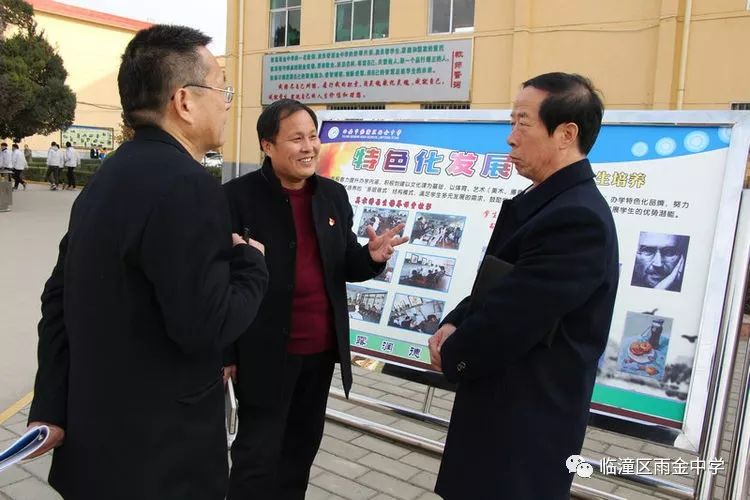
[435,159,619,500]
[28,127,268,500]
[222,160,383,408]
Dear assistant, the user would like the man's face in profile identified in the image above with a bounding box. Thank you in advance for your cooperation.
[633,233,682,287]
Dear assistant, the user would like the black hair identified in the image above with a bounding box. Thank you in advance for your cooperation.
[256,99,318,150]
[118,24,212,128]
[522,72,604,154]
[66,141,72,147]
[11,143,19,149]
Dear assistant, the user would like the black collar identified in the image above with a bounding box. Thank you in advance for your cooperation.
[133,126,192,158]
[513,158,595,222]
[260,157,319,197]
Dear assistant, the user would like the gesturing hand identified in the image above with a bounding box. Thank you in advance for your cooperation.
[367,224,408,263]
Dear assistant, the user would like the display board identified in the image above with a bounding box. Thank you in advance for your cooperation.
[61,125,114,149]
[317,109,750,450]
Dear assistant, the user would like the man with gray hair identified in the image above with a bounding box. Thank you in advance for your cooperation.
[27,25,269,500]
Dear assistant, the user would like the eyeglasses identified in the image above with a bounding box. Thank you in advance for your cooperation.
[182,83,235,104]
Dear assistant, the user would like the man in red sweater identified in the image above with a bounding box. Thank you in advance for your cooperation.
[223,99,407,500]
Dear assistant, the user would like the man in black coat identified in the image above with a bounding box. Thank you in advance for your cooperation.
[223,99,407,499]
[26,25,269,500]
[429,73,619,499]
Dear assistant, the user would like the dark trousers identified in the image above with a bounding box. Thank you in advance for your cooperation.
[227,351,336,500]
[66,167,76,188]
[12,169,25,188]
[45,165,59,185]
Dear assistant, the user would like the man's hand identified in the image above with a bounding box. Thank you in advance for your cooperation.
[231,233,246,246]
[428,323,457,372]
[223,365,237,385]
[232,233,265,255]
[24,422,65,460]
[367,224,408,263]
[655,255,684,290]
[247,238,265,256]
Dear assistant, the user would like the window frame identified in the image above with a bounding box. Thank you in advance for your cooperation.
[428,0,474,35]
[334,0,389,43]
[269,0,301,48]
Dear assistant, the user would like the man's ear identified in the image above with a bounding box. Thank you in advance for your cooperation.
[260,138,273,156]
[170,88,195,125]
[556,122,579,150]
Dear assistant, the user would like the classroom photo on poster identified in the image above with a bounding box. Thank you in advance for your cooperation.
[387,293,445,335]
[346,285,387,324]
[398,252,456,293]
[357,208,409,237]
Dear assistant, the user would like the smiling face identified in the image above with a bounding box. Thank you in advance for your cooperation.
[262,109,320,190]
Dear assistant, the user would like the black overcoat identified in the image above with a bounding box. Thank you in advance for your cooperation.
[435,159,619,500]
[29,127,268,500]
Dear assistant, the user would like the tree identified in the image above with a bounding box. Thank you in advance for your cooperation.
[114,112,134,145]
[0,2,76,141]
[0,0,33,37]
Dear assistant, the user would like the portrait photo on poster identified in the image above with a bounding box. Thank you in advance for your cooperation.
[631,232,690,292]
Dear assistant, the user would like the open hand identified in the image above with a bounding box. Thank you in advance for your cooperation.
[367,224,408,263]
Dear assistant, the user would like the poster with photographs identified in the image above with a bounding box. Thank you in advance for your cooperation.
[61,125,114,149]
[317,113,745,439]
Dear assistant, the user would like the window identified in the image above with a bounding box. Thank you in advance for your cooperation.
[335,0,389,42]
[270,0,301,48]
[430,0,475,34]
[731,103,750,111]
[421,103,470,110]
[327,104,386,110]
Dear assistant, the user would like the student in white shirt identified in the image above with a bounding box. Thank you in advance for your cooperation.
[46,142,62,190]
[10,143,27,191]
[63,141,81,190]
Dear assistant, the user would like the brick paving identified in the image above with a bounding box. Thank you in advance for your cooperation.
[2,345,748,499]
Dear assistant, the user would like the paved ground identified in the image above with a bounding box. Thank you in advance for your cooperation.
[0,180,748,499]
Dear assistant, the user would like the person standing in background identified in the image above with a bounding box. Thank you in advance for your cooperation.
[10,143,27,190]
[45,142,62,190]
[63,141,80,190]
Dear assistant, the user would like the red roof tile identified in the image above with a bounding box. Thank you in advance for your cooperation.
[27,0,152,32]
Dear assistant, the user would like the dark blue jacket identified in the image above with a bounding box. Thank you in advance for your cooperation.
[436,159,619,500]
